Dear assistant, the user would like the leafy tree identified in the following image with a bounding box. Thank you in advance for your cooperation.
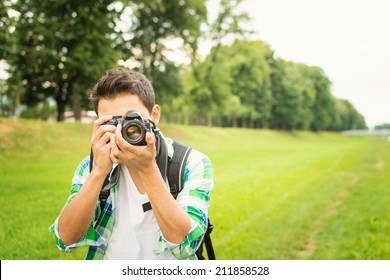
[341,99,366,130]
[307,66,334,131]
[10,0,119,121]
[117,0,207,110]
[178,40,273,128]
[187,0,251,125]
[375,123,390,130]
[1,0,18,117]
[226,41,273,128]
[269,58,306,130]
[328,97,367,131]
[0,0,14,60]
[295,64,317,130]
[7,0,208,121]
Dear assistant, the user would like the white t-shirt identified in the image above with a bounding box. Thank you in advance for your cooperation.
[103,164,176,260]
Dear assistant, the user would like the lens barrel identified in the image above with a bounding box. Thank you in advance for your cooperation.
[121,120,147,145]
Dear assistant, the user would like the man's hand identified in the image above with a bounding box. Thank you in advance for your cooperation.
[111,123,191,244]
[110,123,157,173]
[91,115,116,176]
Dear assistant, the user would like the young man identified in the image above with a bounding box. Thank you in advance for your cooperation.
[49,68,213,260]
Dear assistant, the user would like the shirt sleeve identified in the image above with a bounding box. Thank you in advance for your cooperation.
[48,156,104,253]
[154,149,214,259]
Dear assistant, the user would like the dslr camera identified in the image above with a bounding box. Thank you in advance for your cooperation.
[104,110,155,146]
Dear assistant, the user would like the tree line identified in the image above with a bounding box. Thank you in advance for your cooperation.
[0,0,366,131]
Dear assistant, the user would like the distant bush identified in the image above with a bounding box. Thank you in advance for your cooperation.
[375,123,390,130]
[20,102,56,120]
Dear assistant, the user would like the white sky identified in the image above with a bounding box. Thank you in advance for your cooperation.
[237,0,390,127]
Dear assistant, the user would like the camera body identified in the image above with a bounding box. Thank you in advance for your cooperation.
[104,110,154,146]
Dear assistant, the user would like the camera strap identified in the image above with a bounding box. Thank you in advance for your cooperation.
[142,128,168,212]
[89,149,121,211]
[155,129,168,184]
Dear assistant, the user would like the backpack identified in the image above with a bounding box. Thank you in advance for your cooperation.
[89,135,215,260]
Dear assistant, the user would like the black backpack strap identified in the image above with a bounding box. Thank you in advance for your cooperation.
[203,218,215,260]
[142,131,168,212]
[89,149,120,211]
[155,130,168,184]
[204,234,215,260]
[142,139,192,211]
[195,218,215,260]
[168,142,215,260]
[168,141,192,198]
[99,165,120,210]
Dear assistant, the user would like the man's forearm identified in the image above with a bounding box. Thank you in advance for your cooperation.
[58,170,106,246]
[140,163,192,244]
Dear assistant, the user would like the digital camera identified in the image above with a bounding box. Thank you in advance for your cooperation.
[104,110,154,146]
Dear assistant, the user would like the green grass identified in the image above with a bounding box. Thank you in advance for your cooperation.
[1,118,389,260]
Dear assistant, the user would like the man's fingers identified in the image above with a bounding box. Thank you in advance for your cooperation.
[110,134,120,157]
[91,124,116,144]
[145,132,156,152]
[115,124,131,149]
[94,132,113,151]
[92,115,113,134]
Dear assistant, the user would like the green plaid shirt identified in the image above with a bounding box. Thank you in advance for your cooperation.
[49,138,213,260]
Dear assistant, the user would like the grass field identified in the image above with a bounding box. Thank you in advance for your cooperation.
[1,118,389,260]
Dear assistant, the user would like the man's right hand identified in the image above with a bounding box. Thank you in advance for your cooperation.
[58,114,117,246]
[91,115,116,176]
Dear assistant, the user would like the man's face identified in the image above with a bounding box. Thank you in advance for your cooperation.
[97,94,159,125]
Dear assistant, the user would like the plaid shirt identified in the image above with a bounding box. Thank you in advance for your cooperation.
[49,138,213,260]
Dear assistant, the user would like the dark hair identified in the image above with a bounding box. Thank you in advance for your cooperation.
[90,68,155,114]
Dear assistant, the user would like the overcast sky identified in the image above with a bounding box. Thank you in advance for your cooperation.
[237,0,390,127]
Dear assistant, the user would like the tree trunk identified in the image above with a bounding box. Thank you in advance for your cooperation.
[232,118,237,128]
[56,98,66,122]
[242,118,248,128]
[196,112,203,125]
[71,81,81,121]
[183,113,189,126]
[0,91,3,115]
[207,114,213,127]
[14,91,20,118]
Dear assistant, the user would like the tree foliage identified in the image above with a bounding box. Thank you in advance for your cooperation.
[183,40,366,131]
[1,0,367,131]
[117,0,207,107]
[374,123,390,130]
[0,0,14,60]
[187,0,251,125]
[9,0,119,121]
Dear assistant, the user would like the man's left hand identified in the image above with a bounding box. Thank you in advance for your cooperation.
[110,123,157,173]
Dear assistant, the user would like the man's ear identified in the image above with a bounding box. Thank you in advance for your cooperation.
[151,104,161,126]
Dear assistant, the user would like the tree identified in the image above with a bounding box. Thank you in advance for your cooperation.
[340,99,366,130]
[307,67,334,131]
[224,41,273,128]
[269,59,307,130]
[375,123,390,130]
[187,0,251,125]
[0,0,13,60]
[1,0,18,117]
[10,0,119,121]
[117,0,207,110]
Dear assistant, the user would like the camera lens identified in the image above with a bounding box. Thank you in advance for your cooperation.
[125,124,142,141]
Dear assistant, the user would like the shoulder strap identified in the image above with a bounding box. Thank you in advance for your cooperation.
[141,139,191,212]
[89,149,120,211]
[168,142,216,260]
[168,141,192,198]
